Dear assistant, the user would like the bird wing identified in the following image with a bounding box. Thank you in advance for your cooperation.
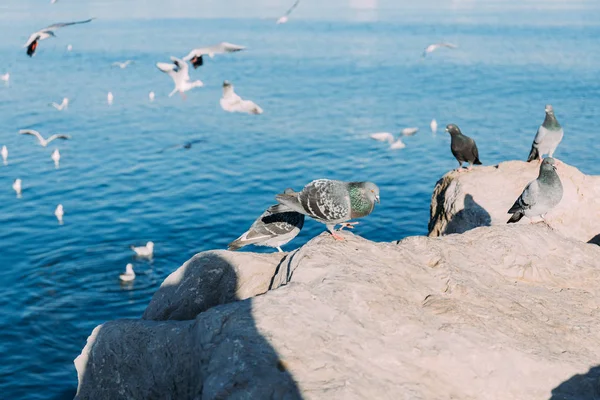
[283,0,301,16]
[508,180,539,213]
[370,132,394,143]
[170,56,189,78]
[24,33,41,47]
[45,18,95,31]
[531,125,548,148]
[440,43,458,49]
[156,62,177,75]
[19,129,44,143]
[46,134,71,143]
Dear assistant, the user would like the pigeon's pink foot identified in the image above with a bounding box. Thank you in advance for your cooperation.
[338,222,359,231]
[330,231,345,241]
[455,168,466,173]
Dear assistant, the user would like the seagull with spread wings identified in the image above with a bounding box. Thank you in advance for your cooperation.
[182,42,246,69]
[19,129,71,147]
[277,0,301,24]
[422,42,458,57]
[24,18,95,57]
[156,57,203,99]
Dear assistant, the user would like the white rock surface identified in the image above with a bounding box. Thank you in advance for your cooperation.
[75,226,600,399]
[429,160,600,244]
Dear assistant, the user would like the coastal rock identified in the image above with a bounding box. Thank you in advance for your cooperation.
[428,160,600,243]
[75,226,600,400]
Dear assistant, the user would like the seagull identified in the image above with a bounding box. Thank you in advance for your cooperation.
[401,127,419,136]
[1,73,9,85]
[66,44,73,52]
[24,18,95,57]
[55,204,64,224]
[51,149,60,168]
[430,119,438,133]
[369,132,406,150]
[19,129,71,147]
[422,42,458,57]
[158,138,205,153]
[220,81,263,114]
[148,91,155,101]
[1,145,7,165]
[49,97,69,110]
[112,60,134,69]
[119,263,136,282]
[13,179,22,197]
[51,0,58,4]
[107,92,114,105]
[182,42,246,69]
[131,241,154,258]
[156,57,203,98]
[277,0,300,24]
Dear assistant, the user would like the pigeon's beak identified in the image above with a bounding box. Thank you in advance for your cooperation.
[375,195,380,204]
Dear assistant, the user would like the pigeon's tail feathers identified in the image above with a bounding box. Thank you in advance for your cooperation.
[228,232,249,251]
[527,144,539,162]
[228,230,268,251]
[473,158,482,165]
[507,211,524,224]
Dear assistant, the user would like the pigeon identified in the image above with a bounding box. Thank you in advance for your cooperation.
[369,132,405,150]
[275,179,380,241]
[51,149,60,168]
[19,129,71,147]
[107,92,114,105]
[131,241,154,257]
[1,73,8,85]
[119,263,136,282]
[446,124,482,171]
[112,60,134,69]
[149,91,155,101]
[507,157,563,224]
[430,119,438,133]
[220,81,263,114]
[1,145,7,165]
[422,42,458,57]
[527,105,563,162]
[24,18,94,57]
[156,57,203,99]
[277,0,300,24]
[401,127,419,136]
[49,97,69,110]
[182,42,246,69]
[228,200,305,252]
[55,204,64,224]
[13,179,22,197]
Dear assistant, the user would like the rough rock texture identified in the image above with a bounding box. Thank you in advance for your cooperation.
[75,226,600,400]
[428,160,600,243]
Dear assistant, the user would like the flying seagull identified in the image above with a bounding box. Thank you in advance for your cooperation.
[49,97,69,110]
[24,18,95,57]
[369,132,406,150]
[19,129,71,147]
[220,81,263,114]
[156,57,203,99]
[131,241,154,258]
[446,124,482,172]
[112,60,134,69]
[182,42,246,69]
[422,42,457,57]
[527,104,563,163]
[277,0,301,24]
[158,138,205,153]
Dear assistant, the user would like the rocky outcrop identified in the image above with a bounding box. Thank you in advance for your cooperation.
[75,225,600,400]
[428,160,600,243]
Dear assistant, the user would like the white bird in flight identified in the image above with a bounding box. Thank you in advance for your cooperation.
[55,204,64,224]
[369,132,406,150]
[401,127,419,136]
[119,263,136,282]
[1,73,9,85]
[149,91,155,101]
[430,119,438,133]
[131,241,154,258]
[24,18,95,57]
[277,0,301,24]
[182,42,246,69]
[13,179,22,197]
[19,129,71,147]
[1,145,7,165]
[220,81,263,115]
[51,149,60,168]
[49,97,69,110]
[156,57,203,99]
[107,92,114,105]
[112,60,134,69]
[422,42,458,57]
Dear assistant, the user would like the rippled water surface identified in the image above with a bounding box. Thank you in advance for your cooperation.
[1,0,600,398]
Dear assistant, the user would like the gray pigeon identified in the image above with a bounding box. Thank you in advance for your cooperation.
[228,201,304,252]
[507,157,563,223]
[527,104,563,162]
[275,179,380,241]
[446,124,482,171]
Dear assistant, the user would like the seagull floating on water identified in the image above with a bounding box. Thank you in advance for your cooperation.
[182,42,246,69]
[107,92,114,105]
[156,57,203,99]
[430,119,438,133]
[422,42,458,57]
[51,149,60,168]
[119,263,136,282]
[55,204,64,224]
[13,179,22,197]
[66,44,72,52]
[277,0,300,24]
[19,129,71,147]
[24,18,94,57]
[131,241,154,258]
[49,97,69,110]
[148,91,155,101]
[112,60,133,69]
[369,132,406,150]
[1,73,9,85]
[220,81,263,114]
[1,145,7,165]
[401,127,419,136]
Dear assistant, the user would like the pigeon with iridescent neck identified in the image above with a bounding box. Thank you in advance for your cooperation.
[275,179,380,240]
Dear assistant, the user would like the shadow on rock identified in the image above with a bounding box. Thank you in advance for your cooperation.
[549,365,600,400]
[440,193,492,235]
[74,253,302,400]
[588,234,600,246]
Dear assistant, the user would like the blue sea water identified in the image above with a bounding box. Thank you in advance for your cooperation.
[1,0,600,398]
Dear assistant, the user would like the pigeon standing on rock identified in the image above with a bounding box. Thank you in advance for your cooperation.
[446,124,482,172]
[275,179,380,241]
[507,157,563,224]
[527,104,563,162]
[228,198,305,252]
